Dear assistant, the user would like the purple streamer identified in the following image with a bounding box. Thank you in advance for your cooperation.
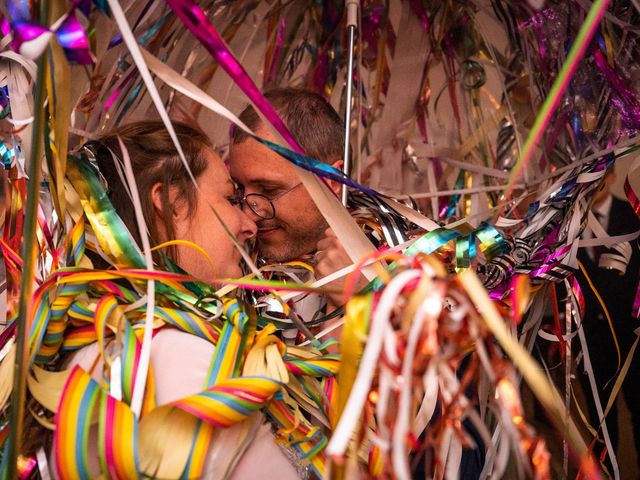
[633,273,640,319]
[265,18,286,88]
[593,48,640,129]
[10,20,49,54]
[72,0,93,17]
[56,12,94,65]
[10,7,94,65]
[0,17,11,37]
[103,70,136,111]
[7,0,30,23]
[528,244,571,278]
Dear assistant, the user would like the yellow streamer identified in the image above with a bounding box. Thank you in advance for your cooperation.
[577,260,621,375]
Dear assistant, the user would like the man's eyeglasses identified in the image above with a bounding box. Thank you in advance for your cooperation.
[236,183,302,220]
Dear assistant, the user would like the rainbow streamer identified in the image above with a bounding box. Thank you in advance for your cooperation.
[65,219,86,266]
[120,316,142,405]
[93,295,120,366]
[66,155,145,268]
[54,367,101,479]
[97,394,140,478]
[503,0,612,199]
[154,307,219,344]
[267,399,327,476]
[171,376,281,428]
[205,298,250,386]
[180,421,214,479]
[285,355,340,377]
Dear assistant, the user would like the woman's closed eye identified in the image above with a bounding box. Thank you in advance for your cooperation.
[226,194,244,208]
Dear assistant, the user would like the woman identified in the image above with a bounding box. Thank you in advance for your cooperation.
[39,121,306,478]
[81,121,255,280]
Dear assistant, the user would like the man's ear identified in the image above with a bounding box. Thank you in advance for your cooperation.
[328,159,344,196]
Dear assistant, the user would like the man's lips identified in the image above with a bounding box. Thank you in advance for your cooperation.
[257,226,280,238]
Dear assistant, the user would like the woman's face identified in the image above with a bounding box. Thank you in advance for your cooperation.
[169,149,256,281]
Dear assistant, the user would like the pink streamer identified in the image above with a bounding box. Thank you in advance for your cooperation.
[165,0,303,154]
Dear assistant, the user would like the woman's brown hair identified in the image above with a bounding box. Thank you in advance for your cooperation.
[89,121,213,261]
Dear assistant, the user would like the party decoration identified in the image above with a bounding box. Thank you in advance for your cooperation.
[0,0,639,478]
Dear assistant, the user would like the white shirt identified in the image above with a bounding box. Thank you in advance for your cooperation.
[66,329,300,479]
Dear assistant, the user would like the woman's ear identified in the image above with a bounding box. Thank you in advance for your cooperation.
[151,183,183,215]
[151,182,168,240]
[151,182,182,242]
[151,182,165,216]
[328,159,344,196]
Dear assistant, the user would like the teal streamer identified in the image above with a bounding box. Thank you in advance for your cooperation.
[66,155,146,269]
[405,228,461,257]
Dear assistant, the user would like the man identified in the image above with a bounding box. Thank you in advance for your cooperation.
[229,88,413,296]
[228,87,363,345]
[229,88,345,264]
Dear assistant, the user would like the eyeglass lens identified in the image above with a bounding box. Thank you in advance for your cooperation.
[245,194,276,219]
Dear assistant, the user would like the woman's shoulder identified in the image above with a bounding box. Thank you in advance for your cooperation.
[150,328,216,404]
[66,328,216,405]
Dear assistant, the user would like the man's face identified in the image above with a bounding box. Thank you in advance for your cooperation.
[228,128,328,262]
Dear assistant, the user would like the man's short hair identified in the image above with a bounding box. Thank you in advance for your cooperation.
[231,87,345,165]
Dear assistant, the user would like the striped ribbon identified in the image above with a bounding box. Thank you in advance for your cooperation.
[67,155,145,269]
[285,354,340,378]
[65,219,86,266]
[267,397,328,477]
[54,367,101,479]
[180,421,214,479]
[155,306,219,344]
[37,282,89,362]
[33,267,336,478]
[204,298,250,387]
[52,338,280,478]
[171,376,281,428]
[97,393,140,478]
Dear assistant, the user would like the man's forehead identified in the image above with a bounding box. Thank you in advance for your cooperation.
[229,137,287,166]
[229,145,298,187]
[231,173,290,189]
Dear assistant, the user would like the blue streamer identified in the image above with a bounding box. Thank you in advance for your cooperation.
[252,134,386,198]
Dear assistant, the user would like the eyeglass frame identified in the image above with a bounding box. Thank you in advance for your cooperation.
[236,182,303,220]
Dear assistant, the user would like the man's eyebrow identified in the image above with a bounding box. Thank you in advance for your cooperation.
[239,177,285,187]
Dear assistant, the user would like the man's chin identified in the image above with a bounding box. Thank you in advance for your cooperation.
[259,247,289,263]
[259,242,309,263]
[256,227,317,262]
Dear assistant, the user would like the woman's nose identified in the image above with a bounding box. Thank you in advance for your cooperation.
[239,209,257,241]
